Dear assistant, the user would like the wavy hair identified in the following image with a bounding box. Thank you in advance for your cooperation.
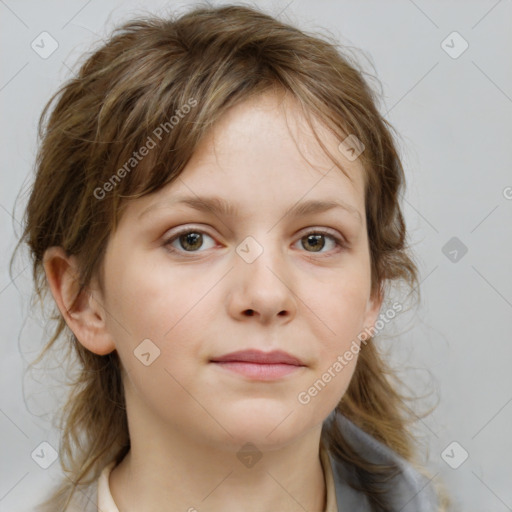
[13,3,450,510]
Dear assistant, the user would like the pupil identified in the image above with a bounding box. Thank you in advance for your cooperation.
[181,232,202,250]
[306,234,324,252]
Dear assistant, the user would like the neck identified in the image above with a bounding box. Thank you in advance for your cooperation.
[109,419,327,512]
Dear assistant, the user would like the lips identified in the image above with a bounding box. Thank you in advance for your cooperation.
[210,349,305,366]
[210,349,306,381]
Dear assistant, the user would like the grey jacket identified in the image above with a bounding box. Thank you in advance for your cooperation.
[325,410,440,511]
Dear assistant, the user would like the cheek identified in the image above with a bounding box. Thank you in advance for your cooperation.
[105,262,213,371]
[291,271,370,409]
[328,289,369,342]
[105,266,210,417]
[108,257,192,331]
[309,269,371,347]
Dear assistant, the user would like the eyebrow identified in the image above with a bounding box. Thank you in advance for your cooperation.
[138,195,363,224]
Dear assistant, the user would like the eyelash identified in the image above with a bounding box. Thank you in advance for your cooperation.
[162,227,347,258]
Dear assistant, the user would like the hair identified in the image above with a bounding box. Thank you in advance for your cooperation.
[13,2,450,511]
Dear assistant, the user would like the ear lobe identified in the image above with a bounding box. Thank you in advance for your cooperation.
[42,246,116,356]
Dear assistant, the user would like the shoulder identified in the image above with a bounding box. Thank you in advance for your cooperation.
[64,461,117,512]
[324,411,440,512]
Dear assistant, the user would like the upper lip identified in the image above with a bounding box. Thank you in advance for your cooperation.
[210,349,305,366]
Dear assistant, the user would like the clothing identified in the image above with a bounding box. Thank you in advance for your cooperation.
[65,411,439,511]
[325,411,439,511]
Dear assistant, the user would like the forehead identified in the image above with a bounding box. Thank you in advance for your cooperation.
[123,90,367,224]
[183,91,365,196]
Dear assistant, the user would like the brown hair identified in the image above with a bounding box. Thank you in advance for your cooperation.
[13,3,450,510]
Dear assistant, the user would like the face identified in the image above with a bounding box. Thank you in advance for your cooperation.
[95,91,382,452]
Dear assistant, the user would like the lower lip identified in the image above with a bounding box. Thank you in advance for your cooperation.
[211,361,304,380]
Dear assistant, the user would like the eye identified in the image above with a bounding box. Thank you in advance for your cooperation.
[163,227,347,257]
[163,228,216,254]
[295,229,346,256]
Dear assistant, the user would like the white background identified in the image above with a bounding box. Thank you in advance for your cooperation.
[1,1,511,511]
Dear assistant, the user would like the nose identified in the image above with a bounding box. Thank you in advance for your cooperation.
[226,239,297,325]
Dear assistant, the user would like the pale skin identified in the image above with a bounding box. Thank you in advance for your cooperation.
[43,90,383,512]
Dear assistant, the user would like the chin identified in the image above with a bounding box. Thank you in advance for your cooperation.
[215,408,315,450]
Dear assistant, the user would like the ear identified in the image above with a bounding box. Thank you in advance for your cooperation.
[42,246,116,356]
[362,285,384,334]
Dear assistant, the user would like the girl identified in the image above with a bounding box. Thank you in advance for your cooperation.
[17,3,450,511]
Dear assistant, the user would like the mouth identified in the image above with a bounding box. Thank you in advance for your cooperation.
[209,349,306,381]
